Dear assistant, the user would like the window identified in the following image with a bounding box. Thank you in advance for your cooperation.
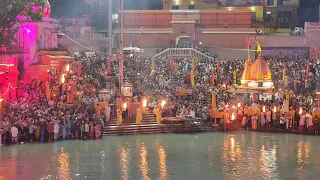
[188,5,195,9]
[277,0,283,5]
[267,0,274,6]
[226,0,234,5]
[252,0,262,5]
[172,6,179,9]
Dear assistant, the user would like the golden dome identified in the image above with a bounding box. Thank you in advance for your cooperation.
[240,58,253,87]
[250,54,272,81]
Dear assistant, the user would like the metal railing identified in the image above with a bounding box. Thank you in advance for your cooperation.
[153,48,215,61]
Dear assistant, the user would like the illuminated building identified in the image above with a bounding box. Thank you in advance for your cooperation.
[162,0,299,28]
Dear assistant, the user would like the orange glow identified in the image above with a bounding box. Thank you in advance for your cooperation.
[231,113,235,120]
[263,106,266,113]
[161,100,166,108]
[61,74,66,83]
[299,107,303,115]
[237,103,241,108]
[142,99,147,108]
[0,99,3,103]
[66,64,70,71]
[273,106,276,113]
[123,102,127,110]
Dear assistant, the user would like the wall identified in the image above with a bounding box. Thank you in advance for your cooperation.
[123,12,171,28]
[200,11,252,28]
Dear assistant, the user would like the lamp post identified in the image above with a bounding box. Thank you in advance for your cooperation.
[108,0,113,55]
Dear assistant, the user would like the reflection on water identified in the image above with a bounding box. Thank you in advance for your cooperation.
[140,144,150,180]
[58,148,71,180]
[120,147,129,180]
[158,146,168,180]
[1,132,320,179]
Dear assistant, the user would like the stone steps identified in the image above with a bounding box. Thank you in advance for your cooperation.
[103,112,216,136]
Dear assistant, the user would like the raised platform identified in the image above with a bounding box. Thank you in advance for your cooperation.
[103,112,216,136]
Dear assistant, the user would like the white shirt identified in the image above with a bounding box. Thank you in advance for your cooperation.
[54,124,60,133]
[11,127,18,137]
[85,124,90,132]
[190,110,196,118]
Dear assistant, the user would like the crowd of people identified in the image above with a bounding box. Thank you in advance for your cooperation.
[2,43,320,146]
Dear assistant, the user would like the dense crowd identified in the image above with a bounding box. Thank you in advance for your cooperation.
[2,44,320,145]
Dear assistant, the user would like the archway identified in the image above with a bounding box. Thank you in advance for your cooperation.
[176,36,193,46]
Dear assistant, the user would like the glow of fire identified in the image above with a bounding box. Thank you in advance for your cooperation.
[142,99,147,108]
[231,113,235,120]
[66,64,70,71]
[263,106,266,113]
[299,107,302,115]
[61,74,66,83]
[161,100,166,108]
[123,102,127,110]
[237,103,241,108]
[273,106,276,113]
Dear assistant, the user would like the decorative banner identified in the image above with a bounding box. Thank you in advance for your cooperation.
[212,91,216,110]
[217,58,220,74]
[306,60,310,75]
[77,61,82,77]
[45,81,50,100]
[169,57,175,72]
[151,56,155,70]
[106,58,111,75]
[190,57,195,86]
[312,44,318,60]
[286,91,289,106]
[282,66,286,82]
[211,69,215,86]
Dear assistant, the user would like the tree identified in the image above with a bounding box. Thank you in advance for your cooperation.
[0,0,46,49]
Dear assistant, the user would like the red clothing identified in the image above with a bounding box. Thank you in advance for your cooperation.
[47,123,54,133]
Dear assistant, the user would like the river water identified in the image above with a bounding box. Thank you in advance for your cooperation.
[0,131,319,180]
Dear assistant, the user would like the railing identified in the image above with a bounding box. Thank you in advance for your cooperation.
[153,48,215,62]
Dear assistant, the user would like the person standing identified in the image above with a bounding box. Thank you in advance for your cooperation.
[105,105,111,123]
[307,114,313,132]
[11,125,19,144]
[29,123,37,142]
[84,122,90,139]
[266,109,272,128]
[156,107,162,125]
[299,113,306,132]
[136,108,143,125]
[47,121,54,141]
[116,108,123,126]
[54,122,60,141]
[252,114,258,131]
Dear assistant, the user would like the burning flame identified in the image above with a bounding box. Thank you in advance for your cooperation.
[263,106,266,113]
[299,107,303,115]
[231,113,235,121]
[66,64,70,71]
[161,100,166,108]
[61,74,66,84]
[143,99,147,108]
[123,102,127,110]
[273,106,276,113]
[237,103,241,108]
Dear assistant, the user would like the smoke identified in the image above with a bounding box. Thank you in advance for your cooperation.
[50,0,87,18]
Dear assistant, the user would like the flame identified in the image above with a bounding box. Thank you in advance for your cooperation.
[263,106,266,113]
[161,100,166,108]
[143,99,147,108]
[231,113,235,120]
[299,107,303,115]
[123,102,127,110]
[61,74,66,83]
[237,103,241,108]
[66,64,70,71]
[273,106,276,113]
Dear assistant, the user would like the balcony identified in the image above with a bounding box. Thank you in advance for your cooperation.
[218,0,263,7]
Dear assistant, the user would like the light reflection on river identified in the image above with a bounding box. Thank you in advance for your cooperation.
[0,132,320,179]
